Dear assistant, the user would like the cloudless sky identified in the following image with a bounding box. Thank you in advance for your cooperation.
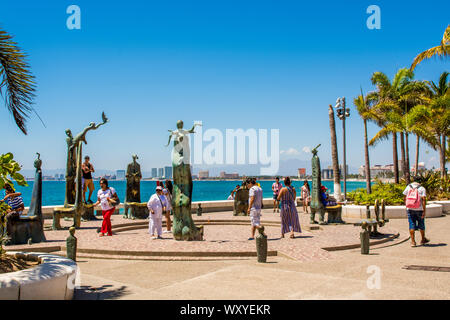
[1,0,449,174]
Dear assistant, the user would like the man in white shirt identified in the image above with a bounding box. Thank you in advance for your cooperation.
[147,186,166,239]
[247,177,263,240]
[403,177,429,247]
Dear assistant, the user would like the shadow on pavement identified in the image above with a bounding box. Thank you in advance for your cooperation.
[74,285,131,300]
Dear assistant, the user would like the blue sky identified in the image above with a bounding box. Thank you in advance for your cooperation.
[1,0,449,174]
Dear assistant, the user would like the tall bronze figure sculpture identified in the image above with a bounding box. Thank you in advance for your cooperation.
[123,154,148,219]
[310,144,326,225]
[64,112,108,207]
[54,113,108,230]
[166,120,203,241]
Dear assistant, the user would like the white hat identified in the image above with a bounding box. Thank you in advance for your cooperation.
[156,186,162,191]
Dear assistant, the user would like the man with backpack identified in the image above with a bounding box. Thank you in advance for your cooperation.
[403,177,430,247]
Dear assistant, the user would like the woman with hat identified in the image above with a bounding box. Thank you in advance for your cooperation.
[147,185,167,239]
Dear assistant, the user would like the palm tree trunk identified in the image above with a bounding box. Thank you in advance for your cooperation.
[440,134,447,178]
[405,133,411,184]
[400,132,406,181]
[328,105,342,201]
[363,119,371,193]
[414,134,420,176]
[393,133,399,183]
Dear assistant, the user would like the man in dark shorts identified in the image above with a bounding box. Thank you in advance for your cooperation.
[82,156,95,204]
[403,177,430,247]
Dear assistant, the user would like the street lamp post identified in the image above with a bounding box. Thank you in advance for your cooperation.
[335,97,350,201]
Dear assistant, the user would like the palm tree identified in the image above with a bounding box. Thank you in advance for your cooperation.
[354,89,376,193]
[0,28,36,134]
[426,71,450,178]
[328,105,342,200]
[411,25,450,71]
[369,69,416,183]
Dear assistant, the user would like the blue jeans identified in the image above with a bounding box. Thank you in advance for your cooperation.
[407,209,425,230]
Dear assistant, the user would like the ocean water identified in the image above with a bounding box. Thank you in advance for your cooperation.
[11,180,367,207]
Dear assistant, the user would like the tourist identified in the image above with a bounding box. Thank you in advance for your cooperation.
[277,177,301,239]
[82,156,95,204]
[230,185,240,199]
[227,191,234,200]
[163,180,172,233]
[301,180,311,213]
[92,178,118,237]
[272,177,282,213]
[246,177,263,240]
[1,184,25,237]
[147,185,166,239]
[403,177,430,247]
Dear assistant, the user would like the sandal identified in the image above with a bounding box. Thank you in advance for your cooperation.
[411,242,417,247]
[290,234,295,239]
[421,238,430,245]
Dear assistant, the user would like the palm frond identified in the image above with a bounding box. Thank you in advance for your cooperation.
[0,29,36,134]
[410,25,450,71]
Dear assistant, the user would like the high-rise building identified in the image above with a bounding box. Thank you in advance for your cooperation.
[151,168,157,178]
[158,168,164,178]
[164,166,173,179]
[116,170,126,180]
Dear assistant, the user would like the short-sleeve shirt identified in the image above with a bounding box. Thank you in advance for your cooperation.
[97,187,116,211]
[3,191,24,211]
[403,183,426,211]
[249,186,263,210]
[272,182,282,196]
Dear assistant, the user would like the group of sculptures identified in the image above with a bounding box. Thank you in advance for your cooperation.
[5,117,390,253]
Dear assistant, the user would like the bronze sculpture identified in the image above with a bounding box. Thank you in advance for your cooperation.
[54,112,108,229]
[66,227,77,261]
[167,120,203,241]
[233,186,249,216]
[123,154,148,219]
[64,112,108,207]
[256,226,268,263]
[6,153,46,245]
[310,144,326,224]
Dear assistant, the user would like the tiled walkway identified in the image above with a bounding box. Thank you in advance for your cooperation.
[7,209,399,262]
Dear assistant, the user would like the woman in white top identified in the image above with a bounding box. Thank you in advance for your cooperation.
[93,178,119,237]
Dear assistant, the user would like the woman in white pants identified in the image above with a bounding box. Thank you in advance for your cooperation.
[147,186,166,239]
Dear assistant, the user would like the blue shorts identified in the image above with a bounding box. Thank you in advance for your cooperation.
[407,209,425,230]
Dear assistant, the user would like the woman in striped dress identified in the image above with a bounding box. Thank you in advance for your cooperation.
[277,177,302,239]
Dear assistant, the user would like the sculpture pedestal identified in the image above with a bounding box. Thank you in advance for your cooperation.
[5,216,46,245]
[124,202,149,219]
[81,204,96,221]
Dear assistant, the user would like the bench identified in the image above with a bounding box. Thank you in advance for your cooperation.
[123,202,149,219]
[52,206,80,230]
[325,205,345,224]
[6,215,46,245]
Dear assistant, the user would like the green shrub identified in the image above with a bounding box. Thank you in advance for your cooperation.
[347,180,407,205]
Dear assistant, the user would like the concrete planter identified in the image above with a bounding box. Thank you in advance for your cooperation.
[0,252,77,300]
[429,200,450,214]
[341,204,443,219]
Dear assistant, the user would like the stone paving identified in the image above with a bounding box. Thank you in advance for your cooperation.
[6,209,399,262]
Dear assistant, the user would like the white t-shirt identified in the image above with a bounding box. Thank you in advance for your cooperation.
[249,186,263,210]
[97,187,117,211]
[403,183,426,211]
